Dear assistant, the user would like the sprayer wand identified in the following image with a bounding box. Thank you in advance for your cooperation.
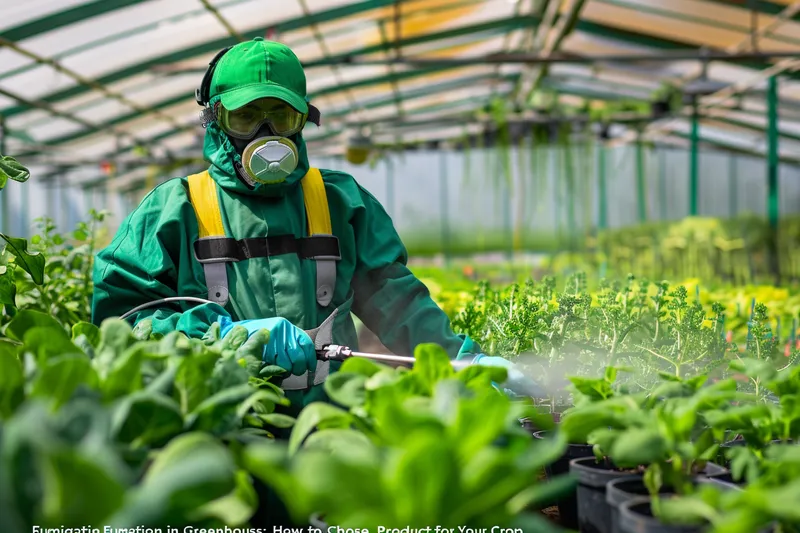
[316,345,472,370]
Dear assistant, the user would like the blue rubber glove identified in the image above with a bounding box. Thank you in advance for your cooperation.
[472,354,547,398]
[218,316,317,376]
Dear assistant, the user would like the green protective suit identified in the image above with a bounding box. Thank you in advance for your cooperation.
[92,120,479,412]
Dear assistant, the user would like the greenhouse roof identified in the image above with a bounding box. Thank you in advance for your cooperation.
[2,0,800,187]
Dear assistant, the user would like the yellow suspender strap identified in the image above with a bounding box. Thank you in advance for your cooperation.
[186,170,230,307]
[187,170,225,238]
[300,167,333,236]
[300,167,337,308]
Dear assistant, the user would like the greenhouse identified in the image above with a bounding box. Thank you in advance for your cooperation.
[1,0,800,532]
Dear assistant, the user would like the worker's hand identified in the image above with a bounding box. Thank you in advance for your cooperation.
[472,354,547,398]
[219,316,317,376]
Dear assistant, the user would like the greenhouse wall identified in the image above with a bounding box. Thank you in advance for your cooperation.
[3,144,799,251]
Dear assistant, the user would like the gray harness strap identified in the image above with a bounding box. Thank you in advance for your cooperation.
[280,307,339,391]
[193,237,339,308]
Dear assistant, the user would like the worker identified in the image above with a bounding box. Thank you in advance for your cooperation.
[91,38,538,412]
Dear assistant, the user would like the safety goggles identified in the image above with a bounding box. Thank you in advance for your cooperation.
[215,98,319,139]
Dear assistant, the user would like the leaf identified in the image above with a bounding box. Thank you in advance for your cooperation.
[0,343,24,419]
[289,402,352,454]
[192,469,257,525]
[187,384,255,434]
[302,428,374,455]
[413,343,455,392]
[259,413,296,429]
[30,354,99,409]
[38,448,126,527]
[0,234,44,285]
[23,326,82,362]
[102,345,147,400]
[71,322,100,348]
[0,267,16,306]
[5,309,63,341]
[210,354,250,393]
[94,319,135,374]
[324,372,367,408]
[106,432,237,527]
[0,155,31,185]
[507,473,577,513]
[610,428,668,467]
[338,356,386,377]
[112,391,184,448]
[174,350,218,415]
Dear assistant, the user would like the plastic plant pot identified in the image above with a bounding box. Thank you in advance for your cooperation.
[617,497,706,533]
[569,456,642,533]
[534,431,594,529]
[606,477,675,533]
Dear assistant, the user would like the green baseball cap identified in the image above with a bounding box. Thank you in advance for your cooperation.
[210,37,308,114]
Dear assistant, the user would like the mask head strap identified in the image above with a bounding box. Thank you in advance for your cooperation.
[196,46,233,107]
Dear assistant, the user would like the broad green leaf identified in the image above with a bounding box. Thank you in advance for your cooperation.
[23,326,82,362]
[258,365,287,378]
[95,319,134,373]
[187,384,254,434]
[107,433,237,527]
[0,234,44,285]
[5,309,63,341]
[112,391,184,448]
[174,350,218,414]
[258,413,296,429]
[390,433,459,523]
[610,428,668,467]
[413,343,455,392]
[192,469,257,525]
[0,343,23,418]
[210,354,250,393]
[0,266,16,306]
[507,473,577,513]
[338,356,386,377]
[289,402,352,454]
[71,322,100,348]
[102,345,147,400]
[302,428,374,455]
[38,448,126,527]
[324,372,367,408]
[30,354,98,409]
[235,389,290,419]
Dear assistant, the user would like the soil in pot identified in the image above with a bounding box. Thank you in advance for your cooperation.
[618,497,706,533]
[569,456,644,533]
[534,431,594,529]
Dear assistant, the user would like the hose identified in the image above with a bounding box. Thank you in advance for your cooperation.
[119,297,217,320]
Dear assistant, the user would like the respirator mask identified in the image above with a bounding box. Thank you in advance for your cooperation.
[215,97,309,185]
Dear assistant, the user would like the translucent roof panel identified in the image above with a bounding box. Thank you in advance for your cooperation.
[2,0,799,176]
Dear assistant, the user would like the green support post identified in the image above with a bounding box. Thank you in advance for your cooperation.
[767,76,779,229]
[729,155,738,218]
[439,150,449,265]
[658,148,667,220]
[690,104,700,216]
[0,116,7,234]
[636,134,647,223]
[597,141,607,229]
